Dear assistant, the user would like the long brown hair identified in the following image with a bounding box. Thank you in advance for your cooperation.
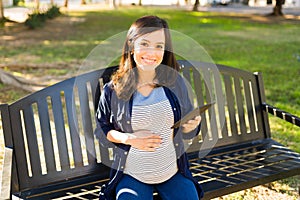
[111,15,179,100]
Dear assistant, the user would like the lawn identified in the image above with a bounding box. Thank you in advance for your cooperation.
[1,5,300,199]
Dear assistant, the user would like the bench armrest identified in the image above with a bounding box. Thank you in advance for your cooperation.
[0,147,13,200]
[262,103,300,128]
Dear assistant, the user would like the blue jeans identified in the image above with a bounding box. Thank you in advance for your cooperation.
[116,172,199,200]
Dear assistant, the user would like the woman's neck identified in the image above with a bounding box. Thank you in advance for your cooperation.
[137,69,156,83]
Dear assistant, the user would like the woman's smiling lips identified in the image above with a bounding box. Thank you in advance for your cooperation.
[142,56,157,65]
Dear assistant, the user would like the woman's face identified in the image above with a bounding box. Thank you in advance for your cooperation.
[133,29,165,72]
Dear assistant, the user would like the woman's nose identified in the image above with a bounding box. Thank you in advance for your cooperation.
[144,46,160,54]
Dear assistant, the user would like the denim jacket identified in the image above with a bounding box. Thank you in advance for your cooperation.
[95,74,204,200]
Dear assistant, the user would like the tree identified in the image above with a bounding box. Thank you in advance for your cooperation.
[0,64,73,93]
[0,0,4,21]
[64,0,68,7]
[108,0,116,8]
[35,0,40,11]
[271,0,284,16]
[193,0,199,11]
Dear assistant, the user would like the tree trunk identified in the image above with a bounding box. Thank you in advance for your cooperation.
[0,69,37,92]
[193,0,199,11]
[109,0,116,8]
[138,0,142,6]
[64,0,68,7]
[272,0,284,16]
[0,0,4,21]
[81,0,86,5]
[35,0,40,12]
[0,69,71,92]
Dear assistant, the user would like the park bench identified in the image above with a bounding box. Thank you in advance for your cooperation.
[1,60,300,200]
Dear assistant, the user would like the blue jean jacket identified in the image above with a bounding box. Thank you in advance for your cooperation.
[95,75,203,200]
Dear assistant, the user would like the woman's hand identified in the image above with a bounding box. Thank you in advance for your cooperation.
[182,116,201,133]
[126,130,162,152]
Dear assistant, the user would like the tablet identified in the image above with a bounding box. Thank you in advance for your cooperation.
[171,102,215,129]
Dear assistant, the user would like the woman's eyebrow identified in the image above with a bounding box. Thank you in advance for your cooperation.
[141,39,165,44]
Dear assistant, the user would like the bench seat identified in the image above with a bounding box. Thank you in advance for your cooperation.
[10,138,300,200]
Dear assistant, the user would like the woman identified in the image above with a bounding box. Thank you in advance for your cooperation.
[95,15,203,200]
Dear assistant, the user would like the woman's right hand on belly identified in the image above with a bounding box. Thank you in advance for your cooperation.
[127,130,162,151]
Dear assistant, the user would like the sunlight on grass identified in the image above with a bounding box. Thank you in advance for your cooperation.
[65,12,87,17]
[1,6,300,198]
[2,7,300,145]
[2,6,300,143]
[270,116,300,153]
[190,11,207,17]
[199,18,212,23]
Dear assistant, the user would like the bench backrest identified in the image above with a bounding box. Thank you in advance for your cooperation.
[180,61,270,153]
[1,61,270,194]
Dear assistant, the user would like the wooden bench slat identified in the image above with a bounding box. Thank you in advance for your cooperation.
[203,67,219,144]
[23,105,42,177]
[250,74,266,135]
[189,66,206,151]
[243,79,256,133]
[9,107,27,191]
[233,77,246,135]
[64,88,84,168]
[77,82,96,164]
[212,67,227,141]
[37,98,57,174]
[223,74,238,137]
[51,92,71,171]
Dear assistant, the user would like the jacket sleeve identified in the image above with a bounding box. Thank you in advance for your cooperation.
[94,82,115,147]
[176,75,201,140]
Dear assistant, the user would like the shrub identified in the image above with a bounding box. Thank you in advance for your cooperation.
[46,5,61,19]
[25,12,47,29]
[25,5,61,29]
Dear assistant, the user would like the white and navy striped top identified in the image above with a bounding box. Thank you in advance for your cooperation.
[124,87,178,184]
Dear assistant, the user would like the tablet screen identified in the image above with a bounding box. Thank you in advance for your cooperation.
[171,102,215,129]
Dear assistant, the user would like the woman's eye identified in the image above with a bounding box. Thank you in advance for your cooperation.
[140,42,148,47]
[156,45,164,49]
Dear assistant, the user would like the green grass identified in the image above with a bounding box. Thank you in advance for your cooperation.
[0,83,29,101]
[2,5,300,151]
[4,5,300,150]
[1,6,300,196]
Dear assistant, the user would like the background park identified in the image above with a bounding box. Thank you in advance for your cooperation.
[0,0,300,199]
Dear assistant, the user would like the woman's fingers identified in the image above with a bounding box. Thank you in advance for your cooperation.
[129,131,162,151]
[144,135,162,150]
[148,137,162,146]
[182,115,201,133]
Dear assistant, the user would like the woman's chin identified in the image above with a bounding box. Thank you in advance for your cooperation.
[138,64,159,71]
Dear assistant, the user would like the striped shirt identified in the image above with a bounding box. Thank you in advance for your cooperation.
[124,87,178,184]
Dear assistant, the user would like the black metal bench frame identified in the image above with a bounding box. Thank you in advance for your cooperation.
[1,60,300,199]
